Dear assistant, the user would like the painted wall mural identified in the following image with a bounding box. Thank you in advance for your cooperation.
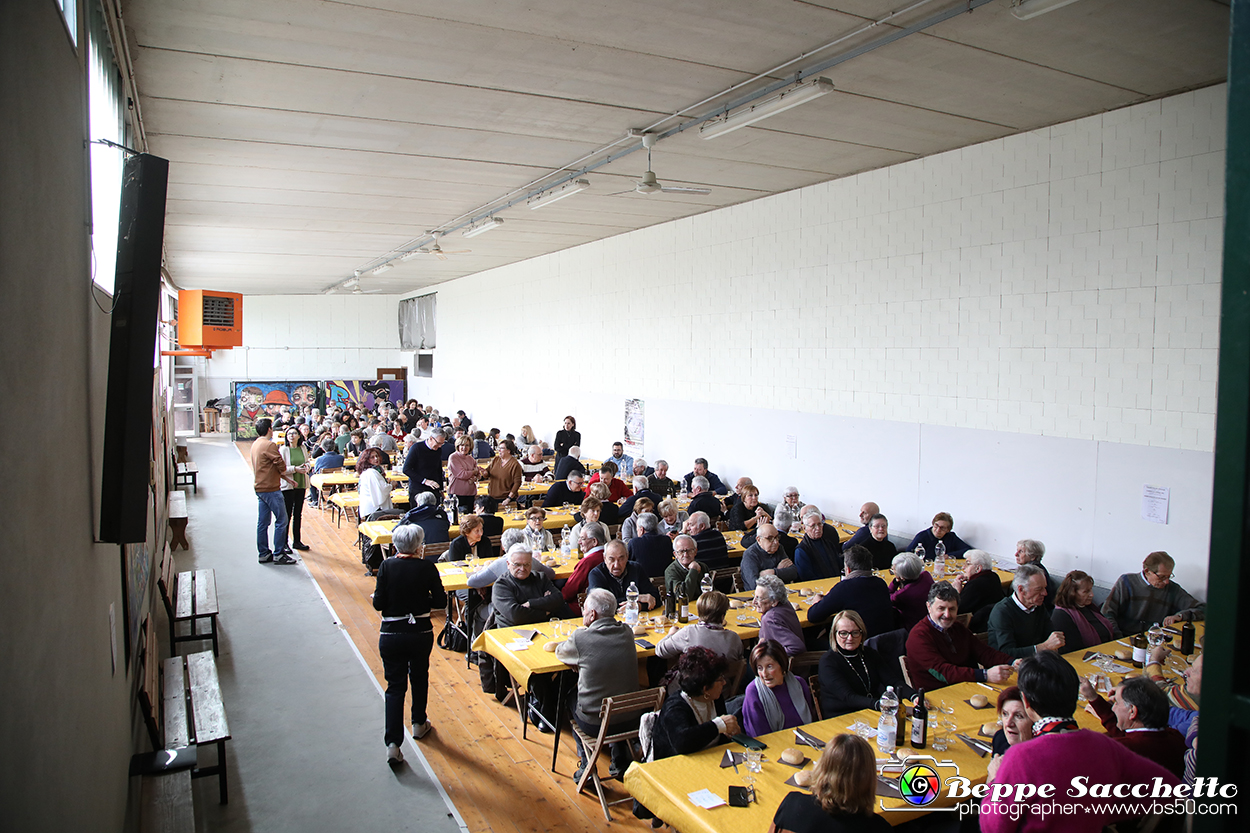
[325,380,406,412]
[231,381,322,438]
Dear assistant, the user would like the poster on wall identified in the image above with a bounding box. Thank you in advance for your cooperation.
[325,380,406,413]
[230,381,322,438]
[624,398,644,460]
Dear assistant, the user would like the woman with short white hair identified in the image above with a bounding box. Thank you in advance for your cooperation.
[889,552,934,632]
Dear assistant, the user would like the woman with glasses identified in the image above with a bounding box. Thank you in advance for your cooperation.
[817,610,911,718]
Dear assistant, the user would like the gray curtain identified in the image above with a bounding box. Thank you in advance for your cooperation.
[398,294,436,349]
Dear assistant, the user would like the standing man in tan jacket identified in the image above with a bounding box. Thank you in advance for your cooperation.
[250,418,296,564]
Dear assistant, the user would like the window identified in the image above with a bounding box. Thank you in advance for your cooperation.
[54,0,77,46]
[87,1,131,294]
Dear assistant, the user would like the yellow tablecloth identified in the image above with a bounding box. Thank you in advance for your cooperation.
[436,550,578,592]
[623,627,1204,831]
[359,509,578,546]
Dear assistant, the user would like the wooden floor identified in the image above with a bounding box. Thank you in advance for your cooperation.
[286,476,651,833]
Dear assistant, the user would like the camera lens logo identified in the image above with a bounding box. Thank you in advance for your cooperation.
[898,764,941,806]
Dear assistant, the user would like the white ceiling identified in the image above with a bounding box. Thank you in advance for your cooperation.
[124,0,1231,296]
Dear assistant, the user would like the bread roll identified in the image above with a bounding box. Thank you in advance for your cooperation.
[781,748,805,765]
[729,599,744,609]
[633,623,649,636]
[542,640,561,652]
[1114,649,1132,661]
[794,769,813,787]
[982,722,998,735]
[969,694,989,708]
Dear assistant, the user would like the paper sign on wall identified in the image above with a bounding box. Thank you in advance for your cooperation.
[624,399,644,460]
[1142,485,1170,525]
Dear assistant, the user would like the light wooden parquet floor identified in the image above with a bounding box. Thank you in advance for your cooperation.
[291,486,651,833]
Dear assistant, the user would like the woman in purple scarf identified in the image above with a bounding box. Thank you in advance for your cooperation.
[1051,570,1121,652]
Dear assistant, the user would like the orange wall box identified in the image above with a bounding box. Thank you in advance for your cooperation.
[177,290,243,349]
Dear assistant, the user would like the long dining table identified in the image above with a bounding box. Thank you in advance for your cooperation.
[622,624,1204,830]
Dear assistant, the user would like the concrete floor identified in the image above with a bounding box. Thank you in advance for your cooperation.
[175,436,466,833]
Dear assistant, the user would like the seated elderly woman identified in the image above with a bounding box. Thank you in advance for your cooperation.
[949,549,1004,632]
[569,496,612,543]
[1051,569,1121,652]
[726,484,773,533]
[988,685,1034,760]
[584,482,620,525]
[522,506,555,554]
[442,514,492,562]
[655,591,745,662]
[817,610,912,719]
[889,553,935,632]
[619,497,655,544]
[656,498,689,537]
[906,512,971,559]
[754,575,805,657]
[742,640,816,738]
[861,514,898,571]
[794,510,844,581]
[653,647,742,759]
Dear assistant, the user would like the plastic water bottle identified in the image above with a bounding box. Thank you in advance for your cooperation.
[625,582,640,626]
[877,686,899,755]
[914,543,926,560]
[700,571,714,596]
[933,543,946,580]
[560,525,571,556]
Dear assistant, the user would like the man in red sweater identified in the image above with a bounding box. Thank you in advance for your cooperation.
[905,582,1014,689]
[586,461,632,503]
[1079,675,1187,777]
[561,522,608,613]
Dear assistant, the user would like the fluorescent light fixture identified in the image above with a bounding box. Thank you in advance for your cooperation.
[699,77,834,140]
[528,178,590,211]
[462,217,504,238]
[372,263,394,275]
[399,249,424,262]
[1010,0,1085,19]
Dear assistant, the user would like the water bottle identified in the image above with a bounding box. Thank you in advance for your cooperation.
[933,544,946,581]
[914,543,926,560]
[877,686,899,755]
[700,571,714,596]
[560,525,571,556]
[625,582,640,626]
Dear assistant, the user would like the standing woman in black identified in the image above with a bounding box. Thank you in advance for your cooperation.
[373,523,446,765]
[554,415,580,460]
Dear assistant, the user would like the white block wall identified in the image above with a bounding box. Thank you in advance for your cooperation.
[407,85,1226,599]
[198,295,405,400]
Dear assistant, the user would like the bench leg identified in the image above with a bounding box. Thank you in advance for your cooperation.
[216,739,228,804]
[209,613,219,657]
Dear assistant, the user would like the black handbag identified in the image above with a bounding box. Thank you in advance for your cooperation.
[437,618,469,653]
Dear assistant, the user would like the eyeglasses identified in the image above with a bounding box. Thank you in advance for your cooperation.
[758,534,780,541]
[1147,569,1173,583]
[835,630,862,639]
[674,548,696,555]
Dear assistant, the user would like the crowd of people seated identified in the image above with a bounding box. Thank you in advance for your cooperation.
[260,398,1209,827]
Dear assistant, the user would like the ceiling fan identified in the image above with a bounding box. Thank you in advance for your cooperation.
[610,135,712,197]
[409,234,470,261]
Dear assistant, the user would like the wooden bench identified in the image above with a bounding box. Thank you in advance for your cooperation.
[157,544,220,656]
[168,491,190,551]
[174,462,199,494]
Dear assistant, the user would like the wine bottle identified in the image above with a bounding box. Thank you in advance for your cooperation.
[1179,621,1195,655]
[911,690,927,749]
[1131,633,1147,668]
[677,584,689,624]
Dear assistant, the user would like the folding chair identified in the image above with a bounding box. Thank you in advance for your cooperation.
[570,687,666,821]
[788,650,824,678]
[808,674,824,721]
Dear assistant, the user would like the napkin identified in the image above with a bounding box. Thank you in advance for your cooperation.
[512,629,539,641]
[687,789,725,809]
[793,728,826,750]
[957,734,991,757]
[719,749,746,768]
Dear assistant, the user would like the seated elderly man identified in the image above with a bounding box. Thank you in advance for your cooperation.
[655,590,744,662]
[686,476,724,523]
[589,541,661,613]
[631,458,654,479]
[753,575,805,657]
[855,513,898,570]
[905,582,1014,690]
[542,471,586,508]
[682,457,729,495]
[519,444,549,482]
[647,459,679,499]
[492,546,571,627]
[740,523,798,590]
[949,549,1004,631]
[553,446,586,480]
[664,535,706,600]
[626,513,674,577]
[556,588,641,781]
[1102,551,1205,635]
[794,510,844,580]
[396,490,451,545]
[1078,675,1187,777]
[619,477,662,517]
[685,511,730,570]
[605,442,633,480]
[807,545,895,637]
[561,521,609,612]
[724,476,753,512]
[987,564,1065,658]
[906,512,971,559]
